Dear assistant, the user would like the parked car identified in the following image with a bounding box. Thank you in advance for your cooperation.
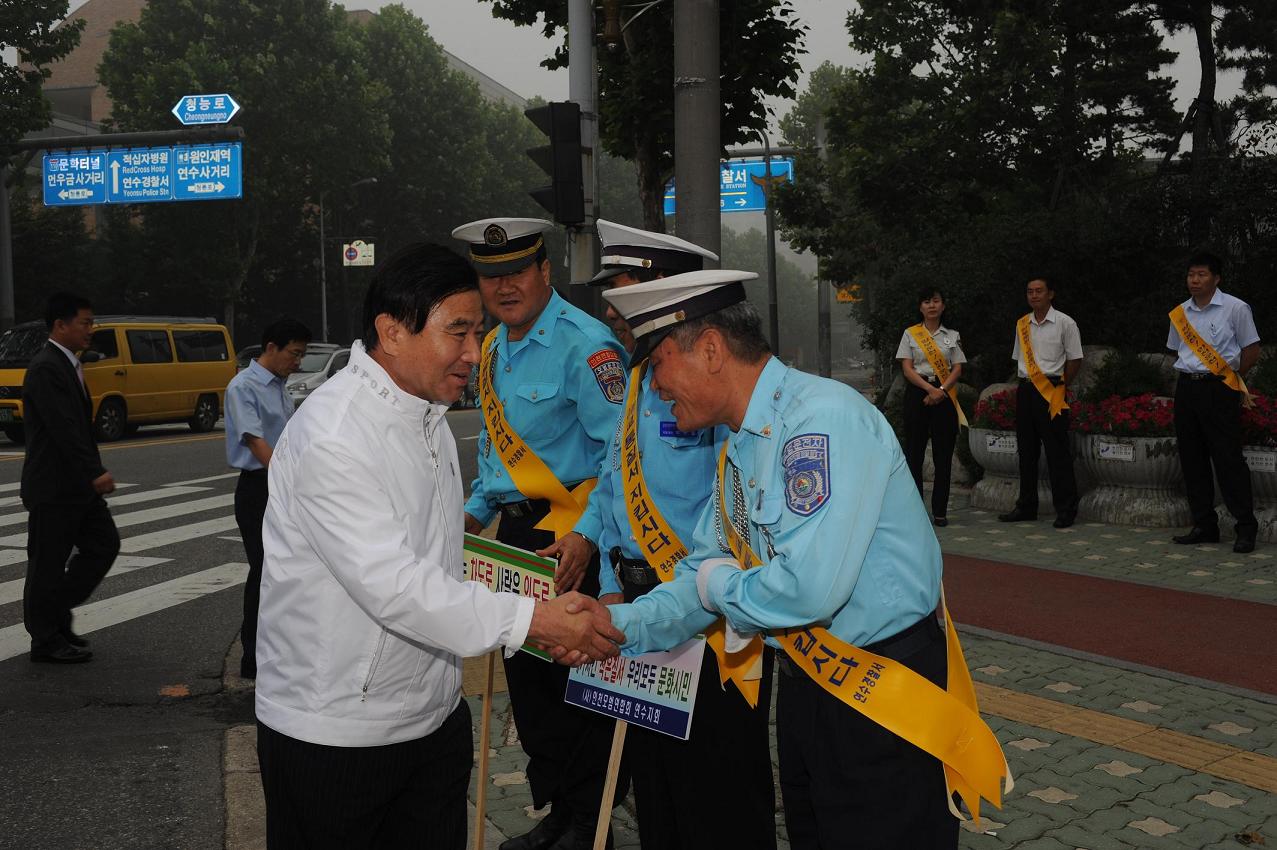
[286,344,351,407]
[235,344,261,371]
[0,316,236,443]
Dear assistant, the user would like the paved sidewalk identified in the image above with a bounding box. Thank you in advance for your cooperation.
[223,506,1277,849]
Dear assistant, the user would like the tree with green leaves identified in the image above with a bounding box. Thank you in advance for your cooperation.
[1,0,84,147]
[98,0,391,333]
[479,0,806,230]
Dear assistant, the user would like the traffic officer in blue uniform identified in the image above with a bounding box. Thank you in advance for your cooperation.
[540,222,777,850]
[593,271,962,849]
[455,218,628,850]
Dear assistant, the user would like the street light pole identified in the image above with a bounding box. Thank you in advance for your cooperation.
[758,130,779,355]
[316,177,377,343]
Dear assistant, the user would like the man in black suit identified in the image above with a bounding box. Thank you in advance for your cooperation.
[21,292,120,663]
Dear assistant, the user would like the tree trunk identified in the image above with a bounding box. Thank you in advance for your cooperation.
[1189,0,1217,244]
[634,127,667,233]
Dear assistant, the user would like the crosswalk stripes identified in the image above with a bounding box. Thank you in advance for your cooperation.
[0,485,212,528]
[162,472,240,487]
[0,483,138,509]
[0,562,247,662]
[0,493,236,546]
[0,556,172,606]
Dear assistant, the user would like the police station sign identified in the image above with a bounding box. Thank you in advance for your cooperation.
[566,637,705,739]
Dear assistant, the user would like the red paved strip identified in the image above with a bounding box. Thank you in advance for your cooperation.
[944,554,1277,695]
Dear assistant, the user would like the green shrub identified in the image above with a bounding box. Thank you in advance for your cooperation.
[1080,349,1166,402]
[1247,347,1277,396]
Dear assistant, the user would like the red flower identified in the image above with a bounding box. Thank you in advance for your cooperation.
[1073,394,1175,438]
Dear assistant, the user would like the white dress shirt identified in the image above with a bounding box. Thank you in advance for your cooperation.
[1011,307,1083,378]
[1166,289,1260,373]
[895,324,967,378]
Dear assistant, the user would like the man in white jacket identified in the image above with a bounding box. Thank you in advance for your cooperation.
[254,243,624,850]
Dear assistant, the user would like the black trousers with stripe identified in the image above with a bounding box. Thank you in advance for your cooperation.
[496,504,619,819]
[23,498,119,647]
[256,701,472,850]
[234,469,268,678]
[1014,380,1078,517]
[902,381,959,518]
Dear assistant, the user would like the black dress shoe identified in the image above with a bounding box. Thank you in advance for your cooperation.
[1172,527,1220,545]
[548,819,612,850]
[1234,528,1257,554]
[933,516,948,528]
[499,808,570,850]
[1053,513,1076,529]
[998,508,1037,523]
[61,628,89,648]
[31,639,92,664]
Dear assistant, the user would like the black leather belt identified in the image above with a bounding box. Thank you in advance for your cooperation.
[1178,372,1222,382]
[240,468,267,478]
[609,547,659,586]
[498,483,586,519]
[1020,375,1062,386]
[922,376,942,387]
[777,613,943,678]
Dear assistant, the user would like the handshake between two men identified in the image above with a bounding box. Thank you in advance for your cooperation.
[525,593,625,665]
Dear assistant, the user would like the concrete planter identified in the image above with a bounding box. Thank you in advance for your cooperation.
[1241,446,1277,543]
[1076,434,1191,527]
[968,428,1051,513]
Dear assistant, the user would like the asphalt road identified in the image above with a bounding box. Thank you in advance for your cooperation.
[0,410,486,850]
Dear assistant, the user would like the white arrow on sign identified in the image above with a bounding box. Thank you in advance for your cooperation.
[187,181,227,194]
[735,198,747,207]
[58,188,94,200]
[111,160,121,193]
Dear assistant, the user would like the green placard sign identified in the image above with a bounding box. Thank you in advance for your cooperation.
[464,533,557,660]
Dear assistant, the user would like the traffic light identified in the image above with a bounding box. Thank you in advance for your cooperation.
[524,101,585,225]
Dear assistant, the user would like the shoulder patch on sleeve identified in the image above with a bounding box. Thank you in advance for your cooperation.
[587,348,625,404]
[782,433,830,516]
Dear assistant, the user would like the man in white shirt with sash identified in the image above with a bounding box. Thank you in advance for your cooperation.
[999,275,1083,529]
[1167,250,1261,553]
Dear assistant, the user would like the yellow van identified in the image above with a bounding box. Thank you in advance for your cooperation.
[0,316,236,443]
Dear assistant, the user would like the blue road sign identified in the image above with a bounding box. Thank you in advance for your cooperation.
[43,152,108,206]
[107,148,173,203]
[663,157,794,216]
[173,142,243,200]
[44,142,242,207]
[171,93,241,126]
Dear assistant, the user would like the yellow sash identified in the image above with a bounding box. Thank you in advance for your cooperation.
[619,364,687,581]
[716,444,1012,822]
[621,364,765,706]
[907,324,969,428]
[478,329,597,538]
[1017,315,1068,418]
[1169,305,1254,408]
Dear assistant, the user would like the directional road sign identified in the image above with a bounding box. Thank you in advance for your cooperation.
[663,157,794,216]
[171,93,241,126]
[43,152,108,206]
[44,142,242,207]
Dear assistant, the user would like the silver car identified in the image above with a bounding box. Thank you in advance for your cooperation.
[286,345,351,407]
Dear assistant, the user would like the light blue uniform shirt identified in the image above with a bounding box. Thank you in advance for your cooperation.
[1166,289,1260,373]
[224,359,292,471]
[465,289,629,526]
[609,357,942,655]
[575,370,724,596]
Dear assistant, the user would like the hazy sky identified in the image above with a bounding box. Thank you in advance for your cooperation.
[51,0,1239,130]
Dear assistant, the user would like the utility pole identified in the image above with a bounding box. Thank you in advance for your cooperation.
[567,0,598,309]
[673,0,720,261]
[0,162,13,332]
[815,117,832,377]
[758,131,779,353]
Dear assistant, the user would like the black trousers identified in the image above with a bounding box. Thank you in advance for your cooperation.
[1174,376,1257,531]
[235,469,269,678]
[23,498,120,647]
[1014,381,1078,516]
[902,382,959,518]
[621,576,777,850]
[496,504,617,818]
[777,618,958,850]
[257,701,472,850]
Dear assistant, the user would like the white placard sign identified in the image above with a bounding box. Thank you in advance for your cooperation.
[985,434,1018,455]
[342,240,375,267]
[1096,439,1135,463]
[1244,449,1276,474]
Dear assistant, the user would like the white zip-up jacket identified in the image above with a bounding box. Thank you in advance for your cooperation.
[255,341,534,747]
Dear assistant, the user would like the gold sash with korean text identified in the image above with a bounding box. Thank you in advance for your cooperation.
[478,329,596,538]
[1169,305,1254,408]
[1016,315,1068,418]
[619,364,687,581]
[908,324,969,428]
[716,444,1012,822]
